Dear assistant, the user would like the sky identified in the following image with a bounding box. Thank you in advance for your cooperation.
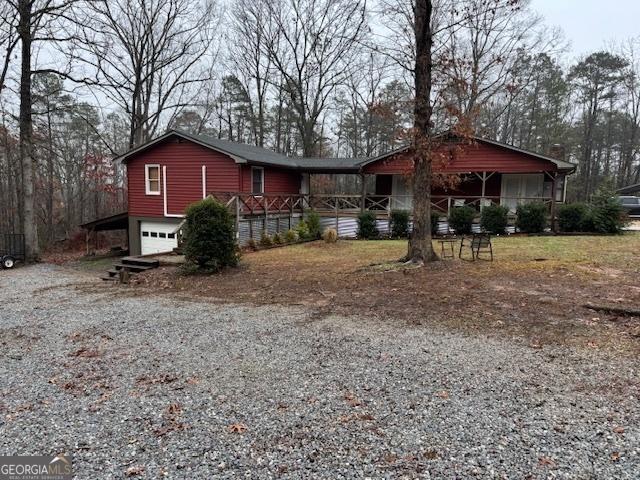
[530,0,640,57]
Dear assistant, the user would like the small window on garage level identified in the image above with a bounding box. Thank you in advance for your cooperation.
[150,232,158,238]
[142,231,149,237]
[145,164,161,195]
[168,233,176,239]
[252,166,264,194]
[159,232,166,238]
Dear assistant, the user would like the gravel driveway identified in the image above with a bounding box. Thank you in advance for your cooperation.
[0,265,638,479]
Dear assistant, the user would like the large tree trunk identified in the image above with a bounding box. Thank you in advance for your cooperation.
[18,0,39,261]
[407,0,437,263]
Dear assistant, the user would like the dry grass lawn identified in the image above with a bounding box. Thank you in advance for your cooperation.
[136,234,640,354]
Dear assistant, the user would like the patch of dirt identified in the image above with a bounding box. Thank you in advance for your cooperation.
[132,242,640,354]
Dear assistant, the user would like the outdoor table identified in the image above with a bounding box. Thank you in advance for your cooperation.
[438,238,458,260]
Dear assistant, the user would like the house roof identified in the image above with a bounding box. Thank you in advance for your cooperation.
[618,183,640,195]
[80,211,129,231]
[116,130,362,171]
[116,129,576,174]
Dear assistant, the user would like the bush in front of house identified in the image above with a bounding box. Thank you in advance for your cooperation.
[295,219,310,239]
[448,206,475,235]
[306,210,322,239]
[246,238,257,250]
[322,227,338,243]
[259,231,273,247]
[285,229,298,243]
[390,210,410,238]
[357,211,379,239]
[589,190,627,234]
[557,203,588,232]
[516,202,548,233]
[183,197,238,271]
[273,232,284,244]
[480,205,509,234]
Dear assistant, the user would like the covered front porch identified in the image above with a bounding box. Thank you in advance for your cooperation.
[307,170,567,215]
[209,171,566,243]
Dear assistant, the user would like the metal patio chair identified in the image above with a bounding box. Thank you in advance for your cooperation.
[459,233,493,261]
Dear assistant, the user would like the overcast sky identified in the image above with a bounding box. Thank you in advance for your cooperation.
[531,0,640,57]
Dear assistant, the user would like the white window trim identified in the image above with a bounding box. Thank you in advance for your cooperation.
[202,165,207,199]
[251,166,264,195]
[145,164,161,195]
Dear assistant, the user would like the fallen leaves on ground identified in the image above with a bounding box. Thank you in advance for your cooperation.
[227,423,247,434]
[538,456,557,468]
[344,392,363,407]
[125,465,145,476]
[153,402,188,437]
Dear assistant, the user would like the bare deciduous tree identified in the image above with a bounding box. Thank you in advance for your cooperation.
[257,0,368,157]
[72,0,218,149]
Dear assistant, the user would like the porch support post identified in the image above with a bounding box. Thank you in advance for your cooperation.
[360,173,366,212]
[235,196,241,241]
[550,172,558,233]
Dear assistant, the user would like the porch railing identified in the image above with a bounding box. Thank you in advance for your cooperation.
[209,191,555,216]
[207,191,557,245]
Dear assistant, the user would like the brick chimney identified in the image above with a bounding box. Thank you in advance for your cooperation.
[549,144,566,161]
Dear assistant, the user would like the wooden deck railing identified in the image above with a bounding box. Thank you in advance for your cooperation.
[207,191,557,244]
[208,191,555,217]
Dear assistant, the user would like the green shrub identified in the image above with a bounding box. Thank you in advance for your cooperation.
[306,210,322,239]
[284,229,298,243]
[590,197,627,234]
[246,238,257,250]
[390,210,410,238]
[322,228,338,243]
[259,231,273,247]
[580,210,597,233]
[273,232,284,244]
[516,202,548,233]
[557,203,588,232]
[357,211,379,239]
[295,220,310,239]
[431,212,441,236]
[448,206,475,235]
[480,205,509,234]
[584,182,627,234]
[183,198,238,271]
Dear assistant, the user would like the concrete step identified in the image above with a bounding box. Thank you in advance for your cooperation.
[121,256,160,268]
[112,263,156,273]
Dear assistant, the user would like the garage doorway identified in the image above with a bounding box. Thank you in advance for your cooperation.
[140,221,179,255]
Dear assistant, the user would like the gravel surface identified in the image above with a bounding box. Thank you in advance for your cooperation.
[0,264,638,479]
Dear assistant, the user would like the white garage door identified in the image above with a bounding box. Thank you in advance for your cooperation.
[140,221,179,255]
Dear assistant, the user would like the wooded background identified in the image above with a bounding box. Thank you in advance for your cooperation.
[1,0,639,250]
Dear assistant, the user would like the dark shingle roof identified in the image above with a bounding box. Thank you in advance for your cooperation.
[618,183,640,195]
[187,133,299,167]
[117,129,576,173]
[117,130,362,171]
[190,133,364,171]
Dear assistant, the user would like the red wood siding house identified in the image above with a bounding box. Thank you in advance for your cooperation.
[121,131,302,255]
[117,130,575,255]
[361,137,575,213]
